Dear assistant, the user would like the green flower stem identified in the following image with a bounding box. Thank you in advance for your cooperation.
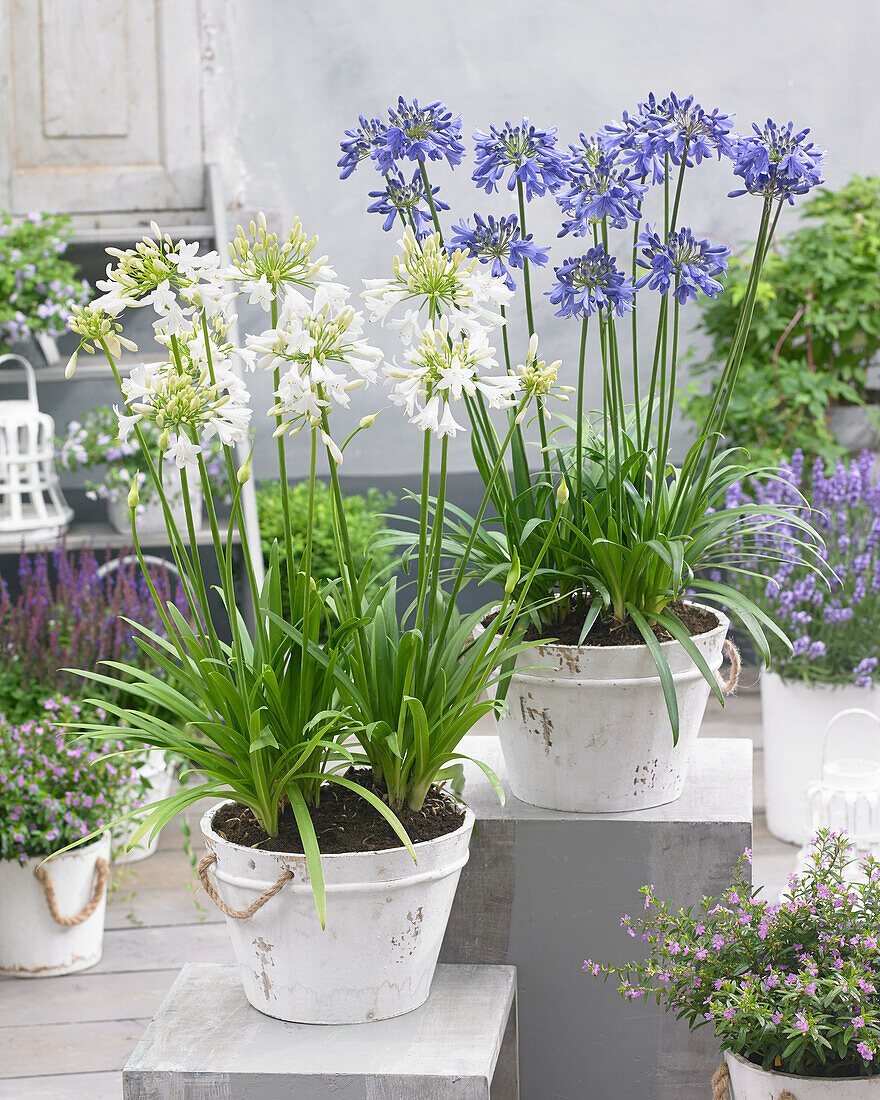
[422,432,449,651]
[652,292,681,534]
[418,160,445,245]
[575,316,589,525]
[177,463,220,650]
[630,204,643,443]
[269,296,297,599]
[499,304,534,501]
[414,404,433,635]
[669,147,689,230]
[516,179,536,337]
[298,428,318,733]
[641,297,669,453]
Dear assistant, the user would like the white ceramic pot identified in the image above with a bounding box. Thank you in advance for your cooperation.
[0,833,111,977]
[494,602,729,812]
[114,751,177,864]
[762,672,880,844]
[200,801,474,1024]
[106,487,202,536]
[725,1050,880,1098]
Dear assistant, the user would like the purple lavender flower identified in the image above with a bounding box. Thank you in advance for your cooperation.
[372,98,465,174]
[556,135,647,234]
[547,247,634,320]
[449,213,549,292]
[635,226,730,303]
[729,120,825,205]
[472,119,570,200]
[366,169,449,236]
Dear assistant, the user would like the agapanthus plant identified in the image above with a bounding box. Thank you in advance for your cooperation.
[586,830,880,1077]
[61,214,562,921]
[711,450,880,688]
[0,697,147,863]
[342,92,826,739]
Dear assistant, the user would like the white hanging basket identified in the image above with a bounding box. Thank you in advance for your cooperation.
[0,354,73,546]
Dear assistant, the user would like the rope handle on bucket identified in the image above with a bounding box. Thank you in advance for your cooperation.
[714,638,741,696]
[198,851,293,920]
[712,1060,797,1098]
[821,707,880,771]
[33,857,109,927]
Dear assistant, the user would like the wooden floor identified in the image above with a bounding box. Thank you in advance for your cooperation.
[0,686,795,1099]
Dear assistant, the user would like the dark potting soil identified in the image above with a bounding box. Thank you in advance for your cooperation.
[523,598,718,647]
[211,770,465,855]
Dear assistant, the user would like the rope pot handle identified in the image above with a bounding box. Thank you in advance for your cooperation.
[33,857,109,927]
[715,639,741,696]
[198,851,293,920]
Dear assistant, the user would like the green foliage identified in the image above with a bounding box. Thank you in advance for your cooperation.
[0,210,89,350]
[682,175,880,465]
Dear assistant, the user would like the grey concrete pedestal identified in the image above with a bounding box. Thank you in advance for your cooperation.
[123,962,518,1099]
[440,735,752,1100]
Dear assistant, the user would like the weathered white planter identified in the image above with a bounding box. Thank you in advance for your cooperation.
[114,751,177,864]
[762,672,880,844]
[107,487,202,536]
[494,603,729,813]
[725,1050,880,1098]
[0,833,111,977]
[199,801,474,1024]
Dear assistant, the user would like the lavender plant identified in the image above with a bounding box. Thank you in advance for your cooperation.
[0,697,144,863]
[713,450,880,687]
[0,547,190,724]
[586,830,880,1077]
[341,95,826,739]
[0,210,89,350]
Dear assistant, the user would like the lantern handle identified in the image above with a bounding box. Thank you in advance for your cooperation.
[0,354,38,405]
[822,708,880,770]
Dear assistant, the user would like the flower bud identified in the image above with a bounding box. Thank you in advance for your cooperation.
[127,484,140,509]
[236,461,251,485]
[557,480,570,506]
[158,430,170,450]
[64,350,78,379]
[528,333,539,361]
[358,413,377,430]
[504,551,521,598]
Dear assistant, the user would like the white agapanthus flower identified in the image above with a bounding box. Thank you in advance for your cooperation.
[362,228,514,341]
[244,285,382,462]
[386,316,521,438]
[226,213,333,309]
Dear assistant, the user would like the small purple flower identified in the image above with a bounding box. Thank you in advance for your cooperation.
[472,119,570,200]
[547,247,634,320]
[729,120,825,205]
[635,226,730,304]
[337,115,387,179]
[367,169,449,236]
[556,136,647,234]
[858,1041,874,1062]
[449,213,549,292]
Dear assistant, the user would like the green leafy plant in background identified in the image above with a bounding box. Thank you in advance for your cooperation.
[0,210,89,350]
[682,175,880,466]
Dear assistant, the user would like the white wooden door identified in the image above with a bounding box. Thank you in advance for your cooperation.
[0,0,204,214]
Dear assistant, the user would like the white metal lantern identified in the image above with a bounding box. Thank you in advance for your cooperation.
[796,708,880,884]
[0,354,73,545]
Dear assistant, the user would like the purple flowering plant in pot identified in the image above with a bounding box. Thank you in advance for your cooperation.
[715,450,880,845]
[0,697,147,976]
[341,95,826,811]
[585,830,880,1092]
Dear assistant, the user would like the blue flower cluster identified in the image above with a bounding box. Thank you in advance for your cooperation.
[729,120,825,205]
[367,169,449,236]
[471,119,570,201]
[374,98,465,174]
[635,226,730,304]
[556,135,647,235]
[720,450,880,688]
[547,247,634,319]
[449,214,549,291]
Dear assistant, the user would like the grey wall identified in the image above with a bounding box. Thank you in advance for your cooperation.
[199,0,879,486]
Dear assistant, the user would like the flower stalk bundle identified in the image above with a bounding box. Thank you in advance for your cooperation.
[341,95,827,738]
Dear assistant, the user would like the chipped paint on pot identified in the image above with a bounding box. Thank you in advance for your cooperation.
[0,833,110,978]
[493,602,729,812]
[200,802,474,1024]
[725,1050,880,1097]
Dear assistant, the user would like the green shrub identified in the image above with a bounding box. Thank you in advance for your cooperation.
[682,175,880,466]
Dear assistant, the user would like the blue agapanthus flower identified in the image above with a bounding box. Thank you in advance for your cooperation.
[601,93,735,184]
[634,226,730,304]
[556,135,647,235]
[449,213,550,291]
[338,116,387,180]
[367,170,449,236]
[372,98,465,174]
[547,247,635,319]
[729,120,825,204]
[472,120,571,201]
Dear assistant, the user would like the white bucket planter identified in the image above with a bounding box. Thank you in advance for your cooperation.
[0,833,111,977]
[494,602,730,812]
[199,801,474,1024]
[114,751,177,864]
[107,487,202,536]
[762,672,880,844]
[725,1050,880,1098]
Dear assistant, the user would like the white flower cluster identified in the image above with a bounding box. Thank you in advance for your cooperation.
[245,285,382,463]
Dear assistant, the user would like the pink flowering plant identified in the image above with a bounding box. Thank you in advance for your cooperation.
[0,697,147,864]
[586,831,880,1078]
